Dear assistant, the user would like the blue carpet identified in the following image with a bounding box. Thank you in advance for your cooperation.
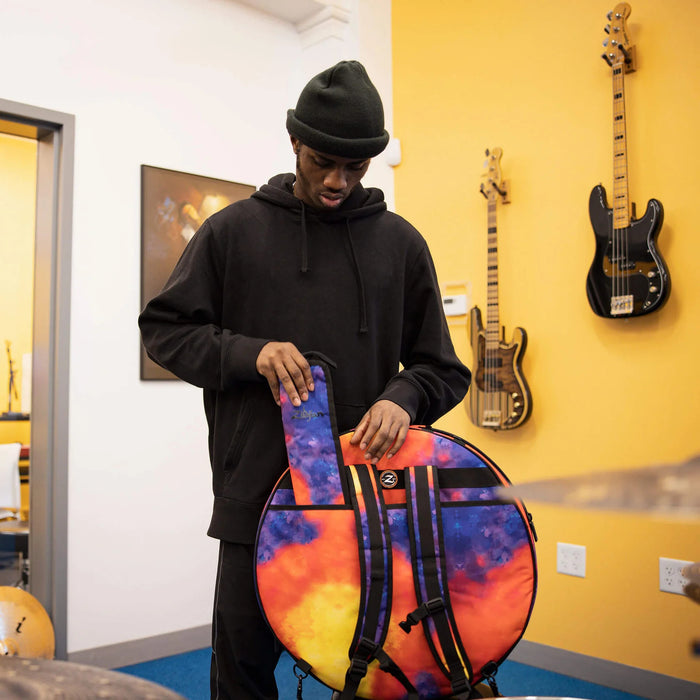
[118,648,650,700]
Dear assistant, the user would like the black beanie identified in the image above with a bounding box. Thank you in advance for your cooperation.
[286,60,390,159]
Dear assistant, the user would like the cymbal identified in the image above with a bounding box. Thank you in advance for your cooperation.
[0,587,54,659]
[684,582,700,605]
[497,454,700,517]
[0,655,186,699]
[683,562,700,585]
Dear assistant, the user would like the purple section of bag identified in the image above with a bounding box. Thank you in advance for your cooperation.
[279,364,344,505]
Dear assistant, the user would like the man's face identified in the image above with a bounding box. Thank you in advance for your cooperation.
[292,137,371,210]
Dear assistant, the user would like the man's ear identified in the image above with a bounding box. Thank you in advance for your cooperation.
[290,136,300,155]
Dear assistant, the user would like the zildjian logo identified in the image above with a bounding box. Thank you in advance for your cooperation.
[291,409,326,421]
[379,470,398,489]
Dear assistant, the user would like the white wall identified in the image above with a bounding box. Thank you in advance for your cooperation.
[1,0,392,655]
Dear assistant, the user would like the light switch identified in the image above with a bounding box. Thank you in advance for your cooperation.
[442,294,467,316]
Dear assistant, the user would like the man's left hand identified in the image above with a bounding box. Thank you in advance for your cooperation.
[350,400,410,464]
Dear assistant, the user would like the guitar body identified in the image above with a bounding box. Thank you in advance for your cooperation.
[586,184,669,318]
[468,306,532,430]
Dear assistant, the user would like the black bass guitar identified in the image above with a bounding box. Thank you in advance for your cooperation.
[586,2,669,318]
[468,148,532,431]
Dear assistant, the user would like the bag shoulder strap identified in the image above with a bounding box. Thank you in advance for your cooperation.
[401,464,474,700]
[341,463,417,700]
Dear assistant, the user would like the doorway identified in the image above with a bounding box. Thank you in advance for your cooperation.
[0,98,74,659]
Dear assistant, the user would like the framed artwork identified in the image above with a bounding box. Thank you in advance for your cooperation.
[140,165,255,380]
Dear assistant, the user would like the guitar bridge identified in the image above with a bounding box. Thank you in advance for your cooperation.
[610,295,633,315]
[482,410,502,428]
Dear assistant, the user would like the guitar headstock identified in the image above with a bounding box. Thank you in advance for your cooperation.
[480,148,509,203]
[602,3,635,70]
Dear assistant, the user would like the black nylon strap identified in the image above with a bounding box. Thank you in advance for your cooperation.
[378,466,501,490]
[342,465,389,699]
[404,465,473,697]
[351,465,391,647]
[341,466,418,700]
[339,637,418,700]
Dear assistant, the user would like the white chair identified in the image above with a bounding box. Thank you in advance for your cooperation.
[0,443,21,520]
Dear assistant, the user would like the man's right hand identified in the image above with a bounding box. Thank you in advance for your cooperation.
[256,342,314,407]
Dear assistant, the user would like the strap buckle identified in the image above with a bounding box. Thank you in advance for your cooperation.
[398,597,445,633]
[448,670,472,698]
[354,636,379,659]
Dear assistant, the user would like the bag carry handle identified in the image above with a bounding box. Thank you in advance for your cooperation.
[279,355,347,506]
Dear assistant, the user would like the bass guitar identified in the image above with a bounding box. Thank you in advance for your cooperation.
[586,2,669,317]
[468,148,532,431]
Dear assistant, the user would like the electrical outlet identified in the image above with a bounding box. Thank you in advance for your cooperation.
[659,557,693,595]
[557,542,586,578]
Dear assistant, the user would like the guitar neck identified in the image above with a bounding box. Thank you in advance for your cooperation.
[611,60,631,228]
[485,196,500,349]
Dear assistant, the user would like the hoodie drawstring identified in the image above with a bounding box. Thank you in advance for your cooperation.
[298,201,368,334]
[345,221,369,334]
[300,200,309,274]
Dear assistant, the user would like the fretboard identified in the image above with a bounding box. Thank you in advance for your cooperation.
[611,60,630,229]
[485,195,500,350]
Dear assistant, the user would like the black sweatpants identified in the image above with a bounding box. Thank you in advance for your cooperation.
[210,541,283,700]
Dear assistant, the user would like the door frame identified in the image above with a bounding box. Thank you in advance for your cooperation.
[0,98,74,659]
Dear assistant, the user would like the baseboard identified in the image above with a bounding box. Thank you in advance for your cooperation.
[67,630,700,699]
[510,640,700,700]
[67,624,211,669]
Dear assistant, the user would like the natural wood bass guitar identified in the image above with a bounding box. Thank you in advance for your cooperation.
[586,2,669,318]
[468,148,532,431]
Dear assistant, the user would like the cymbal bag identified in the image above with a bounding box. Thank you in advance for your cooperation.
[255,358,537,699]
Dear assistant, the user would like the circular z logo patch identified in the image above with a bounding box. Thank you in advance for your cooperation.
[380,470,398,489]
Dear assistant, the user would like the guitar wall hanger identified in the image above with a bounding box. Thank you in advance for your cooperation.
[602,42,636,70]
[479,180,510,204]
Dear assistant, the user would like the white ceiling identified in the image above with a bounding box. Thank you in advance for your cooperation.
[235,0,326,25]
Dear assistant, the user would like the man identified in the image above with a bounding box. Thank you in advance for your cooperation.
[139,60,471,700]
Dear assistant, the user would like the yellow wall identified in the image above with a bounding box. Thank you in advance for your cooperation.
[393,0,700,684]
[0,132,36,416]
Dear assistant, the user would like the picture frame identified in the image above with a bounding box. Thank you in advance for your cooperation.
[140,165,255,380]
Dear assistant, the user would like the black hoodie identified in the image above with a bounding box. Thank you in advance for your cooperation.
[139,173,471,543]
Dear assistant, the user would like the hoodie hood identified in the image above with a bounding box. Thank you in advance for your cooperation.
[252,172,387,220]
[252,173,387,333]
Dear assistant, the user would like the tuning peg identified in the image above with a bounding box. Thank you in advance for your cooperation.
[604,24,610,34]
[603,38,609,47]
[606,10,612,20]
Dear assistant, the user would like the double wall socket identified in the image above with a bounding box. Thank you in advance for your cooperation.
[659,557,693,595]
[557,542,586,578]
